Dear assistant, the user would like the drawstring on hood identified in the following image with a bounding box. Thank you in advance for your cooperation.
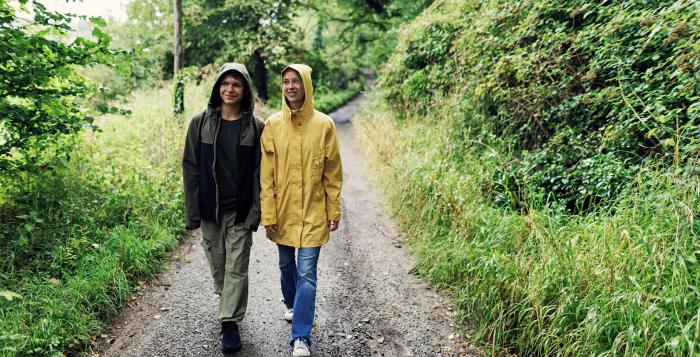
[281,64,315,122]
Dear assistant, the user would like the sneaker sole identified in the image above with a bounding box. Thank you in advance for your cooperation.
[222,342,242,353]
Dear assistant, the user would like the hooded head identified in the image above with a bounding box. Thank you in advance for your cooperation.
[281,64,314,121]
[209,63,256,114]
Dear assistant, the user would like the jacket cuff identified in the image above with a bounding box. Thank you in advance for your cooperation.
[261,217,277,226]
[327,212,341,222]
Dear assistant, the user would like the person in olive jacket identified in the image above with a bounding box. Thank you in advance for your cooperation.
[260,64,343,357]
[182,63,264,353]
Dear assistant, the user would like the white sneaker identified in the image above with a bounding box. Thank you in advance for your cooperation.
[292,338,311,357]
[284,308,293,322]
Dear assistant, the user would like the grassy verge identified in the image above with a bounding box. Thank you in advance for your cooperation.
[355,92,700,356]
[314,81,364,113]
[0,79,213,356]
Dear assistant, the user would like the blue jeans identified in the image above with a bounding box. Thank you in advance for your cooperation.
[277,244,321,345]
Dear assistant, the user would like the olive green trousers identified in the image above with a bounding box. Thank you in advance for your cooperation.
[201,211,253,322]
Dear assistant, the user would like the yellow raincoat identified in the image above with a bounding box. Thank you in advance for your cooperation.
[260,64,343,248]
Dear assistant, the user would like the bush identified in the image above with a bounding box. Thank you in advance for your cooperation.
[379,0,699,211]
[0,78,211,356]
[356,92,700,356]
[359,0,700,354]
[0,2,130,175]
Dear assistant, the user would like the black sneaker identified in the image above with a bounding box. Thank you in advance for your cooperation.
[221,321,242,352]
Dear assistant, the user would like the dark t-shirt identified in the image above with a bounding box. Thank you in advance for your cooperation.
[216,119,242,212]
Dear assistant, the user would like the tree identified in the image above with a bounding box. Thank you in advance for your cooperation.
[0,0,127,174]
[300,0,433,67]
[183,0,302,101]
[173,0,184,113]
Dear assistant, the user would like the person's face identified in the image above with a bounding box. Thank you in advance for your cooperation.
[282,70,305,105]
[219,74,245,106]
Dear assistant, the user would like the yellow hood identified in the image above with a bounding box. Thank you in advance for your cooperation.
[281,64,314,121]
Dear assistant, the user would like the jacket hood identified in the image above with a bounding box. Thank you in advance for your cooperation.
[281,64,314,121]
[208,63,256,114]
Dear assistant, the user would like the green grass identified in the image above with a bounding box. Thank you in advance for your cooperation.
[265,80,364,115]
[0,78,213,356]
[0,73,363,355]
[362,0,700,354]
[355,91,700,356]
[314,81,364,113]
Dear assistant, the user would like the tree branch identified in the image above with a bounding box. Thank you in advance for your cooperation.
[298,1,387,30]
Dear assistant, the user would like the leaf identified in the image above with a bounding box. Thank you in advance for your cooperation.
[89,16,107,27]
[92,27,112,45]
[661,138,676,148]
[667,337,680,348]
[656,115,670,123]
[0,290,22,301]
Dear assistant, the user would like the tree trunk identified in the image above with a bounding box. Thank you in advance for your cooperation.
[253,48,268,103]
[173,0,184,114]
[173,0,183,75]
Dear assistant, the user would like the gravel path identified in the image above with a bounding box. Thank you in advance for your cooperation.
[93,94,480,357]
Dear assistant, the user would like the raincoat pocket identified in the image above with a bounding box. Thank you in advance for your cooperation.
[311,149,324,174]
[311,149,325,199]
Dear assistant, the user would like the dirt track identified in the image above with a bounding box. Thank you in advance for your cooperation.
[93,94,479,357]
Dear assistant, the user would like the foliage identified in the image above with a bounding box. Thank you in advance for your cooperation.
[315,81,364,113]
[0,76,212,356]
[304,0,433,68]
[184,0,301,100]
[380,0,700,211]
[110,0,362,102]
[359,0,700,354]
[0,0,129,175]
[93,0,172,98]
[356,91,700,356]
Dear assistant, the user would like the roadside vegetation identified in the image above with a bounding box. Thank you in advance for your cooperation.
[357,0,699,355]
[0,0,384,355]
[6,0,694,355]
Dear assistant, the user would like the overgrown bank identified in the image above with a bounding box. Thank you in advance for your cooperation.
[357,0,699,355]
[0,81,200,355]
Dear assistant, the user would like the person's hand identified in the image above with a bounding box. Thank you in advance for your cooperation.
[265,224,277,234]
[328,220,339,232]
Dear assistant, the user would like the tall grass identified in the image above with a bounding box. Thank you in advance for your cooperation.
[0,78,212,356]
[355,92,700,356]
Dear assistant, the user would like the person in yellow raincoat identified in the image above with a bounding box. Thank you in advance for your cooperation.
[260,64,342,357]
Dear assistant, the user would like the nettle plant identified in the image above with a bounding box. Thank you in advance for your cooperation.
[0,0,130,176]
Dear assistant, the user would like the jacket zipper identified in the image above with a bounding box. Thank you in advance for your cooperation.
[212,112,221,223]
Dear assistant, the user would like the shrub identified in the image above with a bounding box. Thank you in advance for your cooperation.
[359,0,700,354]
[379,0,699,211]
[0,78,207,356]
